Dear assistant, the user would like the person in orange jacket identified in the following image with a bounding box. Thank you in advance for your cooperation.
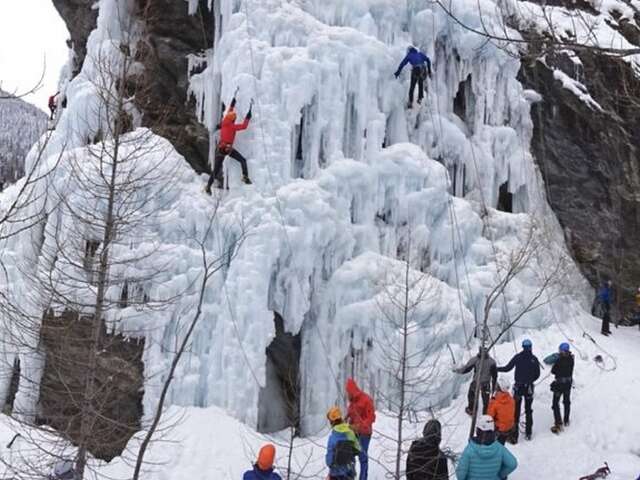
[487,377,516,445]
[345,378,375,480]
[205,96,252,193]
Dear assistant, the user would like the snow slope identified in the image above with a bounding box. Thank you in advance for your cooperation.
[0,322,637,479]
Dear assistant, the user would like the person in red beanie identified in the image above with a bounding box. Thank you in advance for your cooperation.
[345,378,375,480]
[243,444,282,480]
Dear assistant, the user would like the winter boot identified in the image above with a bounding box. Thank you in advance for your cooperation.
[204,185,212,196]
[242,175,252,185]
[465,406,473,416]
[550,424,563,434]
[525,433,532,441]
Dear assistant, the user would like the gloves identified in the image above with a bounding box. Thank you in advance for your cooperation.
[230,97,237,109]
[394,71,400,79]
[246,109,252,120]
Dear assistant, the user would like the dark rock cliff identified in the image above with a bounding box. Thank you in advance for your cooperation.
[53,0,214,173]
[519,50,640,320]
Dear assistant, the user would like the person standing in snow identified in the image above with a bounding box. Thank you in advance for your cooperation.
[593,280,613,336]
[345,378,375,480]
[456,415,518,480]
[550,342,575,433]
[243,444,282,480]
[205,96,253,194]
[496,338,540,442]
[454,347,497,415]
[487,377,516,445]
[406,419,449,480]
[326,406,361,480]
[48,92,60,120]
[394,46,432,109]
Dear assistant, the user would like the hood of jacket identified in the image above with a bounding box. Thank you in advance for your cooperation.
[422,419,442,447]
[493,391,512,405]
[468,438,502,459]
[346,377,362,400]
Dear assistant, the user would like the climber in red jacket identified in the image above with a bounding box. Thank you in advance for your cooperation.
[48,92,60,120]
[345,378,376,480]
[205,96,252,194]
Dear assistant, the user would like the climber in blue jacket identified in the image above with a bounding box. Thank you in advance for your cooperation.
[394,46,432,108]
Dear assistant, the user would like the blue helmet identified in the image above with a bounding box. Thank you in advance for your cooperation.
[522,339,532,349]
[559,342,570,352]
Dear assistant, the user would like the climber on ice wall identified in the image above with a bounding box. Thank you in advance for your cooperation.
[345,378,376,480]
[205,95,253,194]
[394,46,432,109]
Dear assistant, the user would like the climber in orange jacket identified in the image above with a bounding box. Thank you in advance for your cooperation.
[487,377,516,445]
[205,96,252,194]
[345,378,376,480]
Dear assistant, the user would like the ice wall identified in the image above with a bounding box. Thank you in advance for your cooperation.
[0,0,595,435]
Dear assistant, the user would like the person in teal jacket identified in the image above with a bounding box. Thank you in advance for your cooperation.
[456,415,518,480]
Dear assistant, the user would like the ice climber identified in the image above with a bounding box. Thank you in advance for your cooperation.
[454,347,497,415]
[394,46,432,108]
[48,92,59,120]
[345,378,375,480]
[456,415,518,480]
[549,342,574,434]
[243,444,282,480]
[487,377,516,445]
[326,406,361,480]
[406,419,449,480]
[205,96,253,194]
[496,338,540,442]
[49,460,78,480]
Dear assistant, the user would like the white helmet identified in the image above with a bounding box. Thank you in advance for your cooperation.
[477,415,495,432]
[497,376,511,392]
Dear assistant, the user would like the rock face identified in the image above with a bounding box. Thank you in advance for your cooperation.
[519,51,640,320]
[52,0,98,75]
[53,0,214,173]
[133,0,214,173]
[36,310,144,461]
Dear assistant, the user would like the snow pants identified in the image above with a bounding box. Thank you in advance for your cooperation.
[551,381,571,425]
[208,146,249,188]
[513,383,534,439]
[409,67,425,104]
[357,435,370,480]
[467,381,491,414]
[601,311,611,335]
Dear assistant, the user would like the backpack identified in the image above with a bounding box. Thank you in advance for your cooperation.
[332,440,359,466]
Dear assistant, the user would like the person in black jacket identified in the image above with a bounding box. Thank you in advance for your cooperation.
[497,338,541,442]
[406,419,449,480]
[550,343,575,433]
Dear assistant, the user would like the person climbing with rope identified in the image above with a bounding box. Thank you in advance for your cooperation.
[48,92,60,120]
[394,46,432,109]
[205,93,253,194]
[496,338,540,442]
[547,342,574,434]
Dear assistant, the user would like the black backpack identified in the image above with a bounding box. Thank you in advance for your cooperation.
[333,440,359,466]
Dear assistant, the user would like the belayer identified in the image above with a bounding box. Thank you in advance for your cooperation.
[496,338,540,442]
[394,46,432,109]
[345,378,375,480]
[453,347,497,415]
[205,95,253,194]
[546,342,575,434]
[326,406,361,480]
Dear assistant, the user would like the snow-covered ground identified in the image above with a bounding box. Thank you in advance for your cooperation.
[0,321,637,479]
